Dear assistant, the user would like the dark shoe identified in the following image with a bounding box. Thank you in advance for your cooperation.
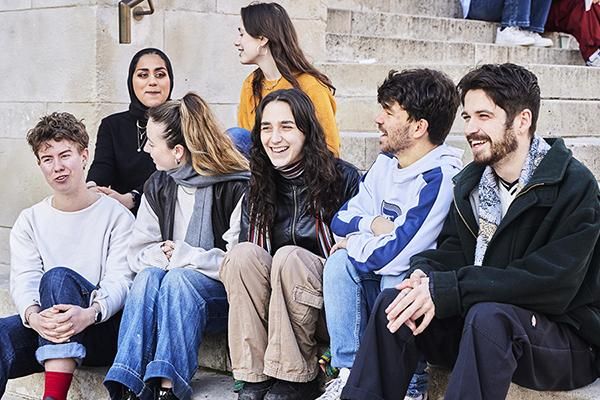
[264,379,321,400]
[43,397,57,400]
[121,388,140,400]
[156,388,177,400]
[238,379,275,400]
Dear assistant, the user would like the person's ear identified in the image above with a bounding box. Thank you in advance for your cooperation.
[514,109,532,136]
[412,119,429,140]
[172,144,186,164]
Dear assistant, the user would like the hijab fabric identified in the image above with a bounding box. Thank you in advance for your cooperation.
[127,47,175,121]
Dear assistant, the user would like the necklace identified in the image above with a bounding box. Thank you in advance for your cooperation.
[263,76,283,91]
[136,120,147,152]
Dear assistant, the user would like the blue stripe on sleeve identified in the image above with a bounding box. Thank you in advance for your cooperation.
[349,167,443,273]
[330,199,362,236]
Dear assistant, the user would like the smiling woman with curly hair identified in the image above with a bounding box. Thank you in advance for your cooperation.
[220,88,360,400]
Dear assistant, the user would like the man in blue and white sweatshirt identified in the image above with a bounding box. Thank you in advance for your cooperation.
[318,69,463,400]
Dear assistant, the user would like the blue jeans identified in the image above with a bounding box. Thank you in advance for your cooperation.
[467,0,553,32]
[226,127,252,158]
[323,250,427,397]
[0,267,121,397]
[104,267,228,400]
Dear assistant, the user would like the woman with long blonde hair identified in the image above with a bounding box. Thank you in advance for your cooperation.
[104,92,249,400]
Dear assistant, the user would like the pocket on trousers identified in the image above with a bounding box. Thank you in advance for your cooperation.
[292,286,323,324]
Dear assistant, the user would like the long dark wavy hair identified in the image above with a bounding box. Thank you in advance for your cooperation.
[249,88,342,233]
[241,2,335,108]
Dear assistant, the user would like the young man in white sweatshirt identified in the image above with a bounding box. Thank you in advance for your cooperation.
[0,112,134,400]
[318,69,463,400]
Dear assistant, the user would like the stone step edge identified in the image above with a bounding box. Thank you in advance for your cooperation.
[340,131,600,143]
[326,6,575,44]
[336,95,600,104]
[326,32,581,53]
[6,367,236,400]
[317,61,600,74]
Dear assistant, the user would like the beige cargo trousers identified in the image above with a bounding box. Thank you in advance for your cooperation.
[220,242,328,383]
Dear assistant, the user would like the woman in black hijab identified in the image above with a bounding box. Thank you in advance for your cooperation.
[87,48,174,213]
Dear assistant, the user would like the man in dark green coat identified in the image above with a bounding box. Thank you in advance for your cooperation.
[341,63,600,400]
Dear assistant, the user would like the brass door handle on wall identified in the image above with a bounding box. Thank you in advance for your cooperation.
[119,0,155,44]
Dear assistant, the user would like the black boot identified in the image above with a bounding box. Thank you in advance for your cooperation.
[264,378,321,400]
[156,387,178,400]
[238,379,275,400]
[120,388,140,400]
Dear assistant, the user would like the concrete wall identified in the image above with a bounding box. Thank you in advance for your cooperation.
[0,0,327,265]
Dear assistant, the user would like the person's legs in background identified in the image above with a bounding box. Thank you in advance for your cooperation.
[468,0,553,46]
[545,0,600,66]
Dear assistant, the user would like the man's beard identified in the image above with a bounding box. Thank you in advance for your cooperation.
[380,124,413,155]
[469,127,518,166]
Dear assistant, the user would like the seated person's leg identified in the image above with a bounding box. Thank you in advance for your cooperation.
[36,267,99,400]
[104,267,167,400]
[0,315,42,396]
[264,246,325,398]
[465,0,505,22]
[446,302,598,400]
[380,275,428,400]
[144,268,228,400]
[323,249,380,371]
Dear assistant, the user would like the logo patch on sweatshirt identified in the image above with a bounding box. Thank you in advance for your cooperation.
[381,201,402,221]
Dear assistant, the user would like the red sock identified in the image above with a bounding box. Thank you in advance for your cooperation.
[43,371,73,400]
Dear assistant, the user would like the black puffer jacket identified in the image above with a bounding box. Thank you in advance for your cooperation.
[240,159,361,257]
[409,138,600,349]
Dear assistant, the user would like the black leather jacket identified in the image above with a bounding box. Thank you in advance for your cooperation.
[240,159,361,257]
[144,170,248,251]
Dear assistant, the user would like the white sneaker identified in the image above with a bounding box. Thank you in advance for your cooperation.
[495,26,535,46]
[404,392,428,400]
[525,31,553,47]
[587,49,600,67]
[316,368,350,400]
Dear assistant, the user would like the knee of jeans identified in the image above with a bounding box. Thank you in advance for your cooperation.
[464,302,513,332]
[324,250,354,289]
[131,267,165,292]
[39,266,72,287]
[160,269,191,290]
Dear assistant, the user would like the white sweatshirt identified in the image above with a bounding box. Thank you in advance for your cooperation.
[127,186,243,281]
[331,145,463,276]
[9,195,134,324]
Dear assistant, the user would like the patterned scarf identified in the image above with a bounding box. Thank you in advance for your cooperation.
[474,136,550,265]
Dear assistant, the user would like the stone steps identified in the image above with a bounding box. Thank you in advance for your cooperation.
[326,33,584,66]
[328,8,497,44]
[327,8,577,49]
[335,96,600,138]
[6,368,236,400]
[320,62,600,100]
[326,0,463,18]
[428,367,600,400]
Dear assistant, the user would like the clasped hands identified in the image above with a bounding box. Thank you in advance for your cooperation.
[385,269,435,336]
[28,304,95,344]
